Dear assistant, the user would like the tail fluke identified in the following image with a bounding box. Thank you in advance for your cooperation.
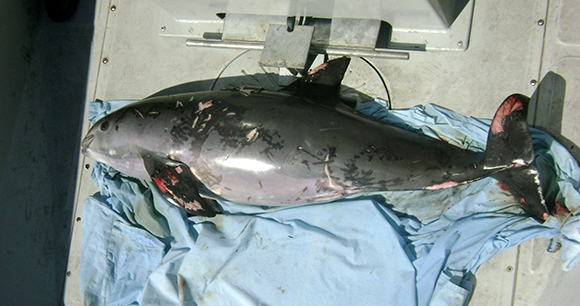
[481,94,549,222]
[481,94,534,169]
[492,165,549,222]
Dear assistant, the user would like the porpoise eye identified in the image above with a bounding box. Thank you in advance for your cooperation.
[100,120,110,131]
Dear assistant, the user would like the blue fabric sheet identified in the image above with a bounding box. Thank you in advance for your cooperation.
[80,98,580,306]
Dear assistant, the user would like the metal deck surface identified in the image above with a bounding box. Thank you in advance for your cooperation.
[64,0,580,304]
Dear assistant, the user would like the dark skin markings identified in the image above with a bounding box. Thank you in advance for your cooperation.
[301,160,311,171]
[258,130,285,151]
[312,146,338,165]
[260,147,275,162]
[114,108,130,123]
[341,159,376,187]
[355,145,402,163]
[299,148,325,162]
[301,145,338,165]
[221,125,285,155]
[171,121,192,143]
[381,178,404,188]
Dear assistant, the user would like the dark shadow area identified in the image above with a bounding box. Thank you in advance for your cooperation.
[376,21,427,51]
[531,71,580,163]
[529,72,580,214]
[0,0,95,305]
[428,0,471,27]
[146,74,381,112]
[147,73,378,108]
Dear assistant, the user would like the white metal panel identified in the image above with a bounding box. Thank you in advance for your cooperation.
[155,0,474,51]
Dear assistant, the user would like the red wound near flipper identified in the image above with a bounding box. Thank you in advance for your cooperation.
[497,182,509,192]
[154,177,169,194]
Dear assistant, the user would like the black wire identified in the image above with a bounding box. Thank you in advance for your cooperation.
[359,56,392,109]
[210,50,251,91]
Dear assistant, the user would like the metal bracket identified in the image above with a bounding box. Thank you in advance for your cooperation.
[259,25,314,69]
[156,0,476,68]
[183,14,410,68]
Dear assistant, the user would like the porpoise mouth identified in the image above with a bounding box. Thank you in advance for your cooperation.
[81,134,95,154]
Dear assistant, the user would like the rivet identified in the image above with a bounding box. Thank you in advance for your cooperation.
[530,79,538,86]
[506,266,514,272]
[66,271,72,277]
[457,41,464,47]
[110,5,116,11]
[161,26,166,32]
[102,57,109,64]
[537,19,545,26]
[85,164,90,169]
[76,217,82,222]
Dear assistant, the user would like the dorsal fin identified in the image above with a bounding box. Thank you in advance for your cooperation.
[302,56,351,86]
[285,56,351,107]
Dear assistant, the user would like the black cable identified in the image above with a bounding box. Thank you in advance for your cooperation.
[359,56,392,109]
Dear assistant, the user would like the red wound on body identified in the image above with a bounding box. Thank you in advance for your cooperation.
[167,172,179,185]
[154,177,169,194]
[555,202,570,216]
[496,182,509,192]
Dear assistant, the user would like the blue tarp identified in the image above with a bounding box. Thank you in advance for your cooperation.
[80,98,580,306]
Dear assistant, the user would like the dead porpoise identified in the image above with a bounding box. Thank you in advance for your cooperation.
[81,57,550,222]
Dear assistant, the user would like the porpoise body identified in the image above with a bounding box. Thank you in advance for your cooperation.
[81,58,550,222]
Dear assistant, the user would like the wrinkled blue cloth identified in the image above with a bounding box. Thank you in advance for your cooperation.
[80,98,580,306]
